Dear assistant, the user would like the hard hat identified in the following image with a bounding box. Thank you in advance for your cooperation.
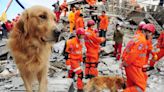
[143,24,155,33]
[76,28,85,35]
[87,20,95,27]
[138,21,146,29]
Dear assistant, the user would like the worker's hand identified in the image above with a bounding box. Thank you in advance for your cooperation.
[101,37,106,42]
[153,54,158,61]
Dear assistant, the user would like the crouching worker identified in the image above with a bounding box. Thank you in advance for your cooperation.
[84,20,105,79]
[122,23,155,92]
[65,28,85,92]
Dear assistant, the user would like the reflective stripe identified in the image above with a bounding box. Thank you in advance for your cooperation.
[85,32,91,35]
[139,53,146,57]
[85,40,93,43]
[71,51,82,54]
[136,86,143,92]
[73,67,81,72]
[66,65,71,70]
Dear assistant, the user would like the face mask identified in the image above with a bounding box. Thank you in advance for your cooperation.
[79,38,84,43]
[117,27,121,31]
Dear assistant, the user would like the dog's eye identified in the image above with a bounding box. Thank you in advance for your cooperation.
[39,15,47,19]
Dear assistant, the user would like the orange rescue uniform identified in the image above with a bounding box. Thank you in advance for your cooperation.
[75,17,84,30]
[99,15,109,30]
[74,10,81,23]
[84,28,105,77]
[122,32,147,92]
[86,0,96,6]
[65,37,83,90]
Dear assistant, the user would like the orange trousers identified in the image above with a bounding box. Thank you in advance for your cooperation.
[124,65,147,92]
[69,59,83,90]
[85,57,98,78]
[150,48,164,67]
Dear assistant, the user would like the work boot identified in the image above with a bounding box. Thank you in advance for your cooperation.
[77,89,83,92]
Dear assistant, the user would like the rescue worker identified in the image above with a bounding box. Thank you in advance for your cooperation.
[65,28,85,92]
[84,20,105,79]
[113,24,124,61]
[141,24,157,81]
[75,14,84,30]
[149,31,164,68]
[60,0,68,17]
[68,5,76,33]
[122,23,155,92]
[74,7,81,24]
[53,0,61,23]
[86,0,96,6]
[98,11,109,47]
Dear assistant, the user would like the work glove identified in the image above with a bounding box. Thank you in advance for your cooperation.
[142,66,154,72]
[152,54,158,61]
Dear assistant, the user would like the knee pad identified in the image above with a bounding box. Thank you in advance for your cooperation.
[78,72,83,80]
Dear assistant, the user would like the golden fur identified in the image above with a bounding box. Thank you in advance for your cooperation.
[8,6,60,92]
[84,76,125,92]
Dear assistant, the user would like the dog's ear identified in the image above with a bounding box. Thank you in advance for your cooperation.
[15,10,29,35]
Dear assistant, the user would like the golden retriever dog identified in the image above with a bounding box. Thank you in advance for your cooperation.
[8,6,60,92]
[84,76,126,92]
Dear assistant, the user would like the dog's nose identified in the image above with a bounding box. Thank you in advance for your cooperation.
[53,28,61,37]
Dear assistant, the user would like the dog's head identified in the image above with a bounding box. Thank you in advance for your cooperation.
[15,5,60,43]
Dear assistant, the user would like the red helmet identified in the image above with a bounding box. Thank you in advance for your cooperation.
[87,20,95,27]
[143,24,155,33]
[138,21,146,29]
[76,28,85,35]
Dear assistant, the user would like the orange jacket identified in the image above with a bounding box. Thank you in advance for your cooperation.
[86,0,96,6]
[74,10,81,23]
[75,17,84,30]
[60,2,67,10]
[135,29,142,35]
[65,37,83,61]
[122,32,147,67]
[135,30,155,64]
[99,15,109,30]
[157,31,164,48]
[85,28,105,62]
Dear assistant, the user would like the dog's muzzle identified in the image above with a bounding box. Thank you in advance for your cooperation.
[53,28,61,42]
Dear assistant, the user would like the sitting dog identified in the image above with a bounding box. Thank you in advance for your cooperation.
[84,76,126,92]
[8,6,60,92]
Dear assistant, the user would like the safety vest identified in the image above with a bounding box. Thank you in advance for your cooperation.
[99,15,108,30]
[122,32,147,67]
[75,17,84,30]
[85,28,104,61]
[65,37,83,61]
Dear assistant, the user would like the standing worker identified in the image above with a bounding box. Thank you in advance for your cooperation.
[65,28,85,92]
[60,0,68,17]
[122,23,155,92]
[84,20,105,79]
[98,11,109,47]
[68,5,76,33]
[113,24,124,61]
[75,14,84,30]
